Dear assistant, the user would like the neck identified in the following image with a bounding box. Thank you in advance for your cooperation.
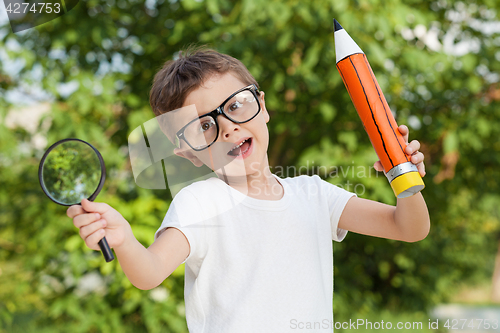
[215,156,283,200]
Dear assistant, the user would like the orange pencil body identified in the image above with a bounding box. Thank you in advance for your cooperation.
[334,19,424,198]
[336,53,408,173]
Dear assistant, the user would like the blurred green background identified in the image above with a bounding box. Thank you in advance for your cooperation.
[2,0,500,332]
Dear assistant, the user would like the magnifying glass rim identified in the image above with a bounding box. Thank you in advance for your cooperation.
[38,138,106,206]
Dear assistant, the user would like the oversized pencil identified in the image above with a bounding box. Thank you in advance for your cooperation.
[333,19,424,198]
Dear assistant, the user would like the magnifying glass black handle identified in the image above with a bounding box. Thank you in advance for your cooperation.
[98,237,114,262]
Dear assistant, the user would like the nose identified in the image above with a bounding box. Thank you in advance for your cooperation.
[217,114,240,140]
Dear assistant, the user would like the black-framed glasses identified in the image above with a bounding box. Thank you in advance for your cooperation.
[175,84,261,151]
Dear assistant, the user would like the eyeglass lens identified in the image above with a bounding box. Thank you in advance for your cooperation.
[184,90,258,149]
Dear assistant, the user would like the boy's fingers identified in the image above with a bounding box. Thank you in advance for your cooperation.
[73,212,102,229]
[85,229,106,251]
[405,140,421,155]
[411,151,425,165]
[416,160,426,177]
[79,220,106,240]
[81,199,109,214]
[398,125,409,143]
[67,205,85,219]
[409,150,426,177]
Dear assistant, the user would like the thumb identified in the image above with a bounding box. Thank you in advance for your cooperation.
[373,161,384,172]
[81,198,109,214]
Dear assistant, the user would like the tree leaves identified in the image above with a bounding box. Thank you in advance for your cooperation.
[2,0,500,330]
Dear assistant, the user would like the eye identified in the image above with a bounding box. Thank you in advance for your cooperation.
[199,120,214,132]
[228,101,243,112]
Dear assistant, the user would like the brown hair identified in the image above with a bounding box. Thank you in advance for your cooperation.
[149,45,259,117]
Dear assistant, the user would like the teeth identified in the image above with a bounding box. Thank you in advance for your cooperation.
[229,139,248,153]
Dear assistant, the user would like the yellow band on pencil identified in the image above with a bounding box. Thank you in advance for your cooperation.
[390,171,425,199]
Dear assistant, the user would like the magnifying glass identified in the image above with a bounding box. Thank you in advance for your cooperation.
[38,138,115,262]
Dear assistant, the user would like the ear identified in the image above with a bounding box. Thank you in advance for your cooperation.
[259,91,270,123]
[173,148,205,167]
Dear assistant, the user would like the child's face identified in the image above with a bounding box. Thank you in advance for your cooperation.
[171,72,270,179]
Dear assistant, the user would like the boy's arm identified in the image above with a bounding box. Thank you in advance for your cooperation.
[337,124,430,242]
[338,194,430,242]
[114,227,190,290]
[68,200,190,290]
[117,227,190,289]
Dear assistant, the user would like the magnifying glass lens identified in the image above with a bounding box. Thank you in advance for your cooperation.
[41,141,102,205]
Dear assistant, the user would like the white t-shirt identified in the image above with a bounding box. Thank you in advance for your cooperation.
[155,174,355,333]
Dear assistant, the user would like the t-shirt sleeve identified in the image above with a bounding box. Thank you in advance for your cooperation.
[154,188,205,264]
[314,175,357,242]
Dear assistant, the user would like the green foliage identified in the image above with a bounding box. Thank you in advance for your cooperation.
[2,0,500,331]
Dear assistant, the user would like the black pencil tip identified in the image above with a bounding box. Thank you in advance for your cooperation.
[333,19,343,32]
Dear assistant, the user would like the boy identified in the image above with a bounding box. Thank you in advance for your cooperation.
[67,48,429,332]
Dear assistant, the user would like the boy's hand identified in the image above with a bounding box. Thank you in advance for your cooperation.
[372,124,426,177]
[67,199,133,251]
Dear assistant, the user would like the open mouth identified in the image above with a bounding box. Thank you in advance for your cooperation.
[227,138,252,157]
